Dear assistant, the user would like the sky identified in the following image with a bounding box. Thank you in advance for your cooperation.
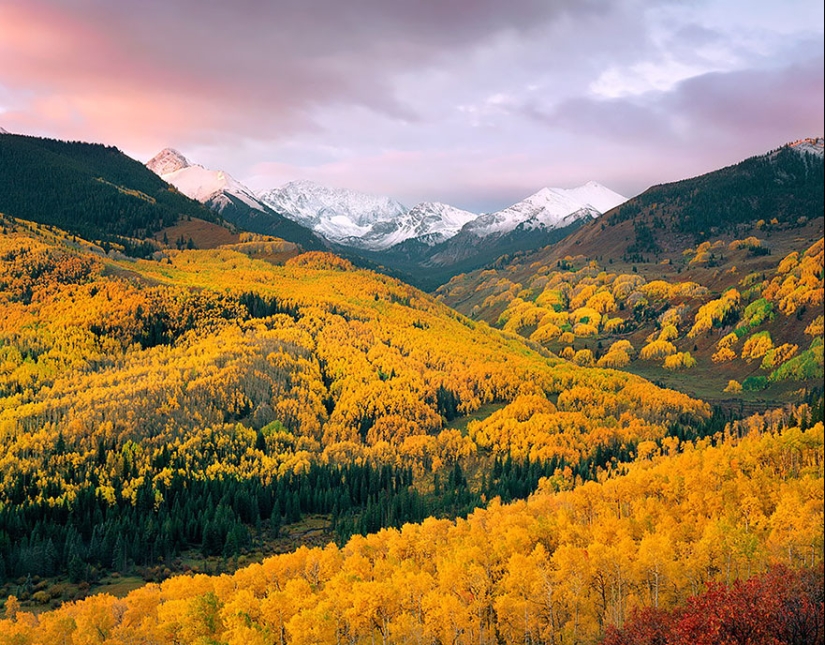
[1,0,823,213]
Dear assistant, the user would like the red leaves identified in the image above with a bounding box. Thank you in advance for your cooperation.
[603,565,824,645]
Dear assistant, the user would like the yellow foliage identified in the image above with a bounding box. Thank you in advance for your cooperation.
[597,349,630,368]
[573,349,595,366]
[806,315,824,337]
[723,380,743,393]
[762,241,824,315]
[569,284,597,311]
[528,323,562,345]
[640,281,672,301]
[712,347,737,363]
[570,306,602,326]
[559,331,575,345]
[662,351,696,370]
[603,317,625,333]
[760,343,799,370]
[741,332,774,361]
[729,236,763,251]
[609,339,634,355]
[4,423,820,645]
[585,290,616,314]
[689,251,711,266]
[640,340,677,360]
[572,322,599,337]
[535,288,567,310]
[285,252,354,271]
[717,332,739,350]
[689,289,741,337]
[658,324,679,342]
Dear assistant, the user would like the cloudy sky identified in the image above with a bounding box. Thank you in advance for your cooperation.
[1,0,822,212]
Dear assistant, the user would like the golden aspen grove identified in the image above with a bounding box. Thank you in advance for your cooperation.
[0,133,823,644]
[1,207,823,643]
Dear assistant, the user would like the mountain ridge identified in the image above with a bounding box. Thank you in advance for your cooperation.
[145,148,325,250]
[145,146,627,288]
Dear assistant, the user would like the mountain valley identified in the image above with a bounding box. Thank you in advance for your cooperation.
[0,129,821,645]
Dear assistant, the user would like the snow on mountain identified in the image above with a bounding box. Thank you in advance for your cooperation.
[146,148,262,210]
[257,180,409,245]
[787,137,824,157]
[466,182,626,238]
[147,149,627,253]
[349,202,478,250]
[0,127,9,134]
[561,181,628,214]
[146,148,190,176]
[257,178,626,250]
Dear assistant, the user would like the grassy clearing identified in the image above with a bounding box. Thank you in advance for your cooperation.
[445,402,508,435]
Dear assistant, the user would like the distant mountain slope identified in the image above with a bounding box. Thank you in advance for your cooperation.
[465,182,625,238]
[256,180,625,282]
[259,179,624,250]
[147,148,263,208]
[607,137,825,255]
[148,144,626,287]
[477,137,824,269]
[258,179,408,244]
[0,134,218,255]
[147,149,325,249]
[437,138,824,406]
[346,183,623,291]
[347,201,477,250]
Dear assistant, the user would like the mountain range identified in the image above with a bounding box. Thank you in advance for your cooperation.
[146,148,627,288]
[437,136,824,403]
[146,149,325,250]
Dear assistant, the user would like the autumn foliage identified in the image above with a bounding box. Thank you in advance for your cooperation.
[0,418,821,644]
[603,564,824,645]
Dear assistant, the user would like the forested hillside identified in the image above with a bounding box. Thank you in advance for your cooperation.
[0,136,822,643]
[0,134,219,256]
[0,215,713,595]
[514,139,824,269]
[438,142,824,406]
[438,233,824,405]
[1,410,821,644]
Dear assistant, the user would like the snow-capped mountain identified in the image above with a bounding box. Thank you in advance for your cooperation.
[147,148,262,211]
[147,146,626,260]
[466,182,626,238]
[146,147,189,176]
[256,178,625,252]
[562,180,629,214]
[0,127,10,135]
[787,137,824,157]
[145,149,324,250]
[348,202,477,250]
[257,180,409,244]
[258,182,478,251]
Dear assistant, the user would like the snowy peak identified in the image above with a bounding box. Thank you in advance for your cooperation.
[466,182,626,238]
[146,149,262,211]
[146,148,190,176]
[787,137,824,157]
[257,181,481,250]
[145,147,627,253]
[0,127,9,135]
[354,201,477,250]
[408,202,477,232]
[257,178,626,249]
[561,180,627,214]
[257,181,408,244]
